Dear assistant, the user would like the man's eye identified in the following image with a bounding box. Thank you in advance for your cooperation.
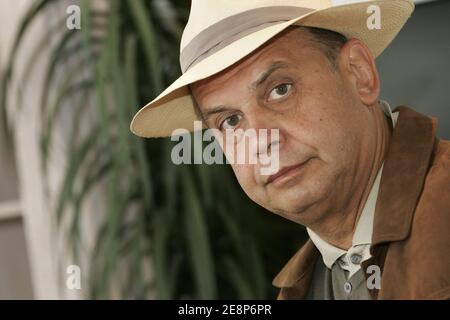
[220,114,242,130]
[268,84,292,101]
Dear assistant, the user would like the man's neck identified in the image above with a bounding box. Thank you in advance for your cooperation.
[310,103,393,250]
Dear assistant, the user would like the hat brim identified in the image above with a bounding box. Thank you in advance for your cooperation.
[130,0,414,138]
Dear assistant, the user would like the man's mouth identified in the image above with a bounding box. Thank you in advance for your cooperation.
[266,159,311,186]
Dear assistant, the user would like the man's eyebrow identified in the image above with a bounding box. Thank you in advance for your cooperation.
[252,61,290,88]
[200,105,230,122]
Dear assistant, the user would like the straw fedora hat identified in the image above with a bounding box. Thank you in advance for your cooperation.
[130,0,414,138]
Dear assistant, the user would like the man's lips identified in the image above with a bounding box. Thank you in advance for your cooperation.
[266,159,311,185]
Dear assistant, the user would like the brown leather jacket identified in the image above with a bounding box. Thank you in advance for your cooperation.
[273,106,450,300]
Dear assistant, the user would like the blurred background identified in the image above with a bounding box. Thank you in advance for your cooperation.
[0,0,448,299]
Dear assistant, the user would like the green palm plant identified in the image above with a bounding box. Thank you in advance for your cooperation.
[1,0,307,299]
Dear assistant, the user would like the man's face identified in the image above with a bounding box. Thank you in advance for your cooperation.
[191,28,375,226]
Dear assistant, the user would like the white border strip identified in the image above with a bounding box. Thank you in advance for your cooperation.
[332,0,440,4]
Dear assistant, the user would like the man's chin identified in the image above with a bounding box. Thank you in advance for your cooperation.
[269,197,315,220]
[266,186,328,223]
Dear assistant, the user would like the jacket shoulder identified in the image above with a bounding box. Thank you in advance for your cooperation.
[406,138,450,299]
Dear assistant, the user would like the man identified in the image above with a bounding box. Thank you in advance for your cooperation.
[130,0,450,299]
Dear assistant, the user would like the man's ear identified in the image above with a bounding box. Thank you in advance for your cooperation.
[339,39,380,106]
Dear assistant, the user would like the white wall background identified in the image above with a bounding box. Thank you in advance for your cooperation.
[1,0,112,300]
[0,0,60,299]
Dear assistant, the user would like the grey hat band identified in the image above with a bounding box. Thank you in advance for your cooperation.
[180,6,315,73]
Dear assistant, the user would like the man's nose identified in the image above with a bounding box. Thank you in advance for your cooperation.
[246,111,284,158]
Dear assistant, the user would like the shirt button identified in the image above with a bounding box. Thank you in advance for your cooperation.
[344,282,352,294]
[350,253,362,265]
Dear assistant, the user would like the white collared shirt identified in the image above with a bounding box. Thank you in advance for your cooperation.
[307,101,398,279]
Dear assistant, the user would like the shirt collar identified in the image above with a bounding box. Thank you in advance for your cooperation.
[380,100,398,128]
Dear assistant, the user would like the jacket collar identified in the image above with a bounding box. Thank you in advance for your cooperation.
[272,239,319,289]
[371,106,437,245]
[273,106,438,289]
